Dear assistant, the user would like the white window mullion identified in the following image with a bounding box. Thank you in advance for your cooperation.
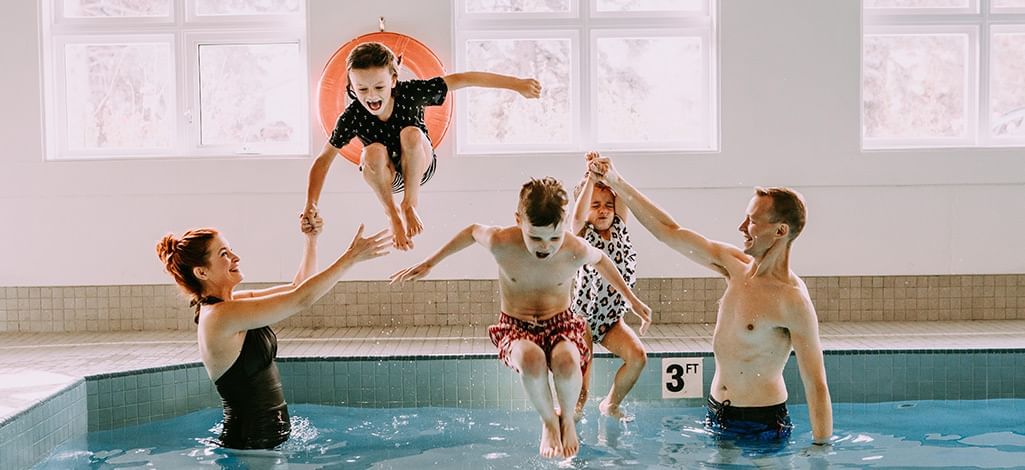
[980,0,993,146]
[580,10,592,151]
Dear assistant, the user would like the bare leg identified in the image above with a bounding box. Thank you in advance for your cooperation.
[550,340,583,458]
[361,144,411,251]
[508,340,562,458]
[599,319,647,420]
[575,326,593,421]
[398,127,431,240]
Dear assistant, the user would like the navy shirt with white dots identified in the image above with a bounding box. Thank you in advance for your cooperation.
[329,76,448,161]
[329,77,448,193]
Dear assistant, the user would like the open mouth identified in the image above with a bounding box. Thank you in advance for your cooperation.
[366,99,383,112]
[535,252,550,259]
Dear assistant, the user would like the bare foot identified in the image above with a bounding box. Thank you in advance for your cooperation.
[401,203,423,239]
[387,213,413,251]
[599,397,634,422]
[539,419,563,459]
[560,412,579,458]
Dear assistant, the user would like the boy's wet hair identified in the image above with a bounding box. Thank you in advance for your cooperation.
[519,177,568,228]
[755,187,807,243]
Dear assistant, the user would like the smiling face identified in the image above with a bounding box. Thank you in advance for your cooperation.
[586,186,616,232]
[738,195,786,257]
[349,66,396,116]
[516,213,566,260]
[197,235,243,289]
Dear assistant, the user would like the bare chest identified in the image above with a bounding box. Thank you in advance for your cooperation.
[714,282,791,352]
[493,250,579,301]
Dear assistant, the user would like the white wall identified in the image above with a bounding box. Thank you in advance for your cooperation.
[1,0,1023,287]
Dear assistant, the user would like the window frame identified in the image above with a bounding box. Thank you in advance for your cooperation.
[862,0,1025,149]
[454,29,582,154]
[589,27,716,151]
[40,0,310,161]
[453,0,719,156]
[52,33,180,158]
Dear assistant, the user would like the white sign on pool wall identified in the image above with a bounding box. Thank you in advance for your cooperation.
[661,358,703,399]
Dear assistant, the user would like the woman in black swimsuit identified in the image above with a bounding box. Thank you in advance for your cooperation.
[156,219,390,449]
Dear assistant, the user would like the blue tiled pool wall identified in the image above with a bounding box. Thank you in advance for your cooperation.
[85,364,220,432]
[0,381,86,470]
[7,351,1024,468]
[74,350,1025,433]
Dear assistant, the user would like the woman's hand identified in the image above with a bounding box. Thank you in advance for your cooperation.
[344,224,391,263]
[300,205,323,235]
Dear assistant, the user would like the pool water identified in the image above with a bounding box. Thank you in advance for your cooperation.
[35,399,1025,469]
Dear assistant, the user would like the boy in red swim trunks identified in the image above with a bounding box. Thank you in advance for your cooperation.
[390,177,651,460]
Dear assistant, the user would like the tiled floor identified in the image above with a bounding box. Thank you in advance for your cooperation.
[2,320,1024,424]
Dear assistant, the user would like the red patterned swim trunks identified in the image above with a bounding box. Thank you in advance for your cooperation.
[487,309,591,375]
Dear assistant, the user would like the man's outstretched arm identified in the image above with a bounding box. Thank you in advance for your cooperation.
[591,156,745,277]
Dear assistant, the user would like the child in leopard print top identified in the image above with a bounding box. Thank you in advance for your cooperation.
[571,151,651,421]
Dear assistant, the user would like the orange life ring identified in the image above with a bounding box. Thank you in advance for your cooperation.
[317,32,452,165]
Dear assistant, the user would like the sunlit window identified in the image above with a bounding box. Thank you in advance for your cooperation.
[863,0,1025,148]
[41,0,308,160]
[454,0,718,154]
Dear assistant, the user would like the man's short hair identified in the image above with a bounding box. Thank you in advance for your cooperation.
[519,177,568,228]
[755,187,807,242]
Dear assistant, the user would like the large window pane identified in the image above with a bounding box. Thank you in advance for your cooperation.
[463,38,572,146]
[991,32,1025,137]
[864,0,970,9]
[863,34,968,139]
[199,43,304,147]
[63,0,171,17]
[194,0,300,16]
[595,36,704,144]
[64,43,173,150]
[596,0,704,12]
[464,0,571,13]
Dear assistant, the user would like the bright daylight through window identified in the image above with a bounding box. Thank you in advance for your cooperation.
[455,0,718,154]
[41,0,308,160]
[863,0,1025,149]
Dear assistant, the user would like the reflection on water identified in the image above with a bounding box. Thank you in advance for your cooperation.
[35,400,1025,469]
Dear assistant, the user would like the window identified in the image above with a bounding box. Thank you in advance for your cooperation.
[41,0,309,160]
[454,0,718,155]
[863,0,1025,149]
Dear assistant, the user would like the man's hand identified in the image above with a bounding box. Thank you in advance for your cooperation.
[587,156,622,186]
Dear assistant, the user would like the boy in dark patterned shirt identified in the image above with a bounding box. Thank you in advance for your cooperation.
[303,42,541,250]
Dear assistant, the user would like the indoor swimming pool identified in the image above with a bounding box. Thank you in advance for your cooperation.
[33,399,1025,469]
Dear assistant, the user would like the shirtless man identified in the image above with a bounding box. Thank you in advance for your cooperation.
[589,156,832,445]
[390,177,651,458]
